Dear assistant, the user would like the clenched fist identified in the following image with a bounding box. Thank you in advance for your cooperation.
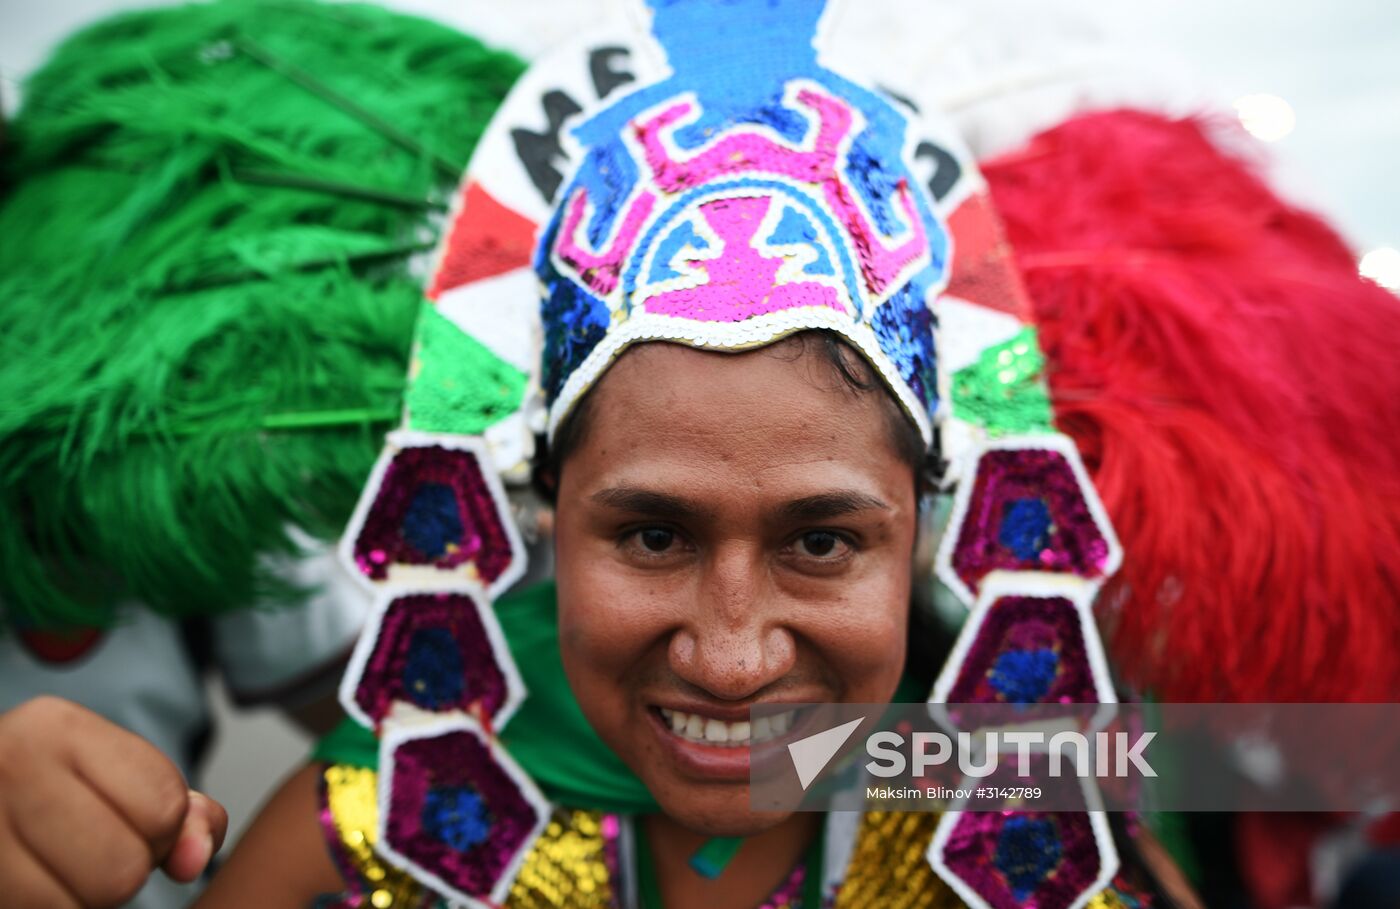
[0,696,228,908]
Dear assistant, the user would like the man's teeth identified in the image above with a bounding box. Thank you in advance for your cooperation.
[659,709,793,745]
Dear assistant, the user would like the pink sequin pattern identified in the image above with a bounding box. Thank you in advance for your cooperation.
[553,84,930,317]
[940,808,1102,909]
[643,196,843,319]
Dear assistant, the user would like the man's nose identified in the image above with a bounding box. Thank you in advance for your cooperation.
[666,545,796,701]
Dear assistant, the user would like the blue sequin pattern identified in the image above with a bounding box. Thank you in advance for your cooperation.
[994,816,1063,900]
[402,627,467,711]
[401,483,464,559]
[421,785,493,851]
[988,648,1060,705]
[541,277,611,404]
[998,497,1054,561]
[871,282,939,411]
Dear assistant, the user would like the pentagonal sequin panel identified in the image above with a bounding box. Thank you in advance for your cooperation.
[943,594,1101,707]
[938,436,1119,604]
[931,809,1114,909]
[379,720,548,907]
[343,432,523,597]
[342,589,523,730]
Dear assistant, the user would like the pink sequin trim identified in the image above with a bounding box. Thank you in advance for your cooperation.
[634,88,849,191]
[556,189,658,296]
[643,196,842,320]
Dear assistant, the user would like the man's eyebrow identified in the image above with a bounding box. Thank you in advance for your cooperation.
[779,491,890,521]
[589,487,890,522]
[590,486,713,520]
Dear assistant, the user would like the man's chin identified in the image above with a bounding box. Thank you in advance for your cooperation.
[651,787,795,837]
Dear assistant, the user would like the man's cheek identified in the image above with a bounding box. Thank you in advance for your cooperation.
[801,580,906,640]
[803,596,907,676]
[560,591,657,667]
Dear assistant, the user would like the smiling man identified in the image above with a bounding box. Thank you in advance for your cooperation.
[189,1,1167,907]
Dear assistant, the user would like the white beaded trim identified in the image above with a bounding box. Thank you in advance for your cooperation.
[546,304,934,445]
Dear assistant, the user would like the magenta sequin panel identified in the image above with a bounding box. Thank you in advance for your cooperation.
[940,808,1102,909]
[383,729,542,899]
[353,592,511,725]
[352,445,513,585]
[945,595,1098,709]
[951,448,1111,596]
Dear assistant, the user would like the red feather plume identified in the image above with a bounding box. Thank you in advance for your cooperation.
[982,110,1400,702]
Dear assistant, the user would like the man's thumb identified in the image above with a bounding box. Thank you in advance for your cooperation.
[160,790,229,883]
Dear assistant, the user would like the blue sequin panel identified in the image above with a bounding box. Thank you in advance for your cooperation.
[987,648,1060,705]
[998,496,1053,561]
[401,483,464,559]
[401,626,467,711]
[421,785,493,852]
[541,276,610,404]
[870,281,938,411]
[993,816,1063,901]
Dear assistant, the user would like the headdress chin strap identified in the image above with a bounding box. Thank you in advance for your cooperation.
[332,2,1129,907]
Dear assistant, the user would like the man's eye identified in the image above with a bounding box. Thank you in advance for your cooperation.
[796,531,846,558]
[637,527,676,552]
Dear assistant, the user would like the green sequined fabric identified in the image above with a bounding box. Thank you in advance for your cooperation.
[950,326,1054,434]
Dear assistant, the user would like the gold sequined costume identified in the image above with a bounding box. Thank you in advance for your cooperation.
[317,765,1153,908]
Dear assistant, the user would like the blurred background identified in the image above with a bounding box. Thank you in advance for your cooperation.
[2,0,1398,851]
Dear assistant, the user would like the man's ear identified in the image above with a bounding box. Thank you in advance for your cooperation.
[530,434,559,504]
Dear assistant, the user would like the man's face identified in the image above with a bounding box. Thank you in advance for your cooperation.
[553,340,918,836]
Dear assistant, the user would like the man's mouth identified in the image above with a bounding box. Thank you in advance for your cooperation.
[644,697,830,782]
[655,707,795,747]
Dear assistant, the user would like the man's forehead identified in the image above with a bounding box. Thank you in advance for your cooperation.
[592,339,892,425]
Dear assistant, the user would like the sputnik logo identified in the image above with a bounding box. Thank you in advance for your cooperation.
[787,717,864,790]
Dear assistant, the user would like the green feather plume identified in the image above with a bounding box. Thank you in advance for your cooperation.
[0,1,524,629]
